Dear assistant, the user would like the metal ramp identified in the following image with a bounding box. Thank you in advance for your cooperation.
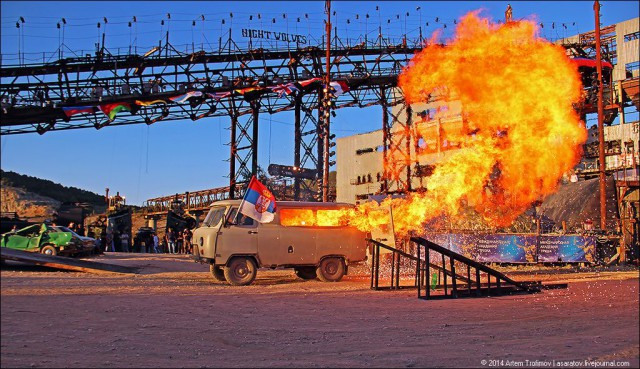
[1,247,138,274]
[368,237,566,300]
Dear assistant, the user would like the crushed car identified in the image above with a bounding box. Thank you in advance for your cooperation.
[1,223,84,256]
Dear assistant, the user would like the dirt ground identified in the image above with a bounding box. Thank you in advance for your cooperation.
[1,253,638,368]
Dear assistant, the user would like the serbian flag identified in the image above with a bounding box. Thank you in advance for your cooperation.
[238,176,276,223]
[62,106,95,118]
[329,80,350,96]
[99,102,131,120]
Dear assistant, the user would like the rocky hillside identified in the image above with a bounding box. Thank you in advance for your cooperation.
[1,170,105,220]
[1,170,104,205]
[1,184,60,219]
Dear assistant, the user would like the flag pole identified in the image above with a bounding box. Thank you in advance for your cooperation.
[234,176,255,224]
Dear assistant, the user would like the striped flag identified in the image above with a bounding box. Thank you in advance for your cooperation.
[329,81,350,96]
[62,106,96,118]
[238,176,277,223]
[169,91,203,104]
[99,102,131,120]
[135,99,168,107]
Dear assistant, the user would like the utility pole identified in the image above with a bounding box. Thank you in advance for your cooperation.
[594,0,607,230]
[322,0,332,202]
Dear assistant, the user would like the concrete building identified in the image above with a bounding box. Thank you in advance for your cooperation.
[336,17,639,204]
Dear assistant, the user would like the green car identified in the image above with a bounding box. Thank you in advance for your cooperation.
[1,223,83,256]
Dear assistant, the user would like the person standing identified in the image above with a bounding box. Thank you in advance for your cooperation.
[182,228,192,255]
[121,231,130,253]
[105,230,114,252]
[165,228,176,254]
[152,232,160,253]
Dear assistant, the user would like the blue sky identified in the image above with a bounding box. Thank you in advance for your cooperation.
[1,1,638,205]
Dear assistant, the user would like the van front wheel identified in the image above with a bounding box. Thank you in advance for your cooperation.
[316,257,345,282]
[224,257,257,286]
[209,264,226,282]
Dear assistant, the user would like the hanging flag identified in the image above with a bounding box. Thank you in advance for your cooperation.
[235,86,267,101]
[206,91,232,100]
[270,82,300,97]
[135,99,168,107]
[99,102,131,120]
[238,176,277,223]
[329,80,350,96]
[298,77,323,88]
[61,106,96,118]
[169,91,203,104]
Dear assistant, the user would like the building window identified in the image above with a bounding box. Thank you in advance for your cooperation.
[605,140,622,155]
[624,31,639,42]
[625,61,639,78]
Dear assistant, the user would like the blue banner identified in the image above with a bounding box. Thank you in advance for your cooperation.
[447,233,479,259]
[421,233,596,263]
[474,234,537,263]
[538,236,596,263]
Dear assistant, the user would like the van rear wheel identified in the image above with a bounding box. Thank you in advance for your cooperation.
[224,257,257,286]
[295,267,317,280]
[209,264,226,282]
[316,257,345,282]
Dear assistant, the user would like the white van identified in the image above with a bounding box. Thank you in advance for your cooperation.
[192,200,368,285]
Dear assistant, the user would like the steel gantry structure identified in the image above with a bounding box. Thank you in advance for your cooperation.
[0,34,423,201]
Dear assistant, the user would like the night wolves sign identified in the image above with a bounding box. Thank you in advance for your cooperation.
[241,28,307,44]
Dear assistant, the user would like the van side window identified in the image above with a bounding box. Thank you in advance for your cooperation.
[227,208,256,227]
[280,208,315,227]
[316,209,350,227]
[280,208,349,227]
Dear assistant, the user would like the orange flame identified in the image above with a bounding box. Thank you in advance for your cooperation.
[350,12,586,237]
[280,208,351,227]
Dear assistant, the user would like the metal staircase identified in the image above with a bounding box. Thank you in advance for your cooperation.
[368,237,566,300]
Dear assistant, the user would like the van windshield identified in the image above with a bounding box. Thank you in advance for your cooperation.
[203,206,225,227]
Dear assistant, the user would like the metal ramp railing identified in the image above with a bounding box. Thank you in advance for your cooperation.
[411,237,546,300]
[368,237,562,300]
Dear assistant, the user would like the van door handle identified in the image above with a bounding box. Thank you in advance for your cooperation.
[248,231,258,234]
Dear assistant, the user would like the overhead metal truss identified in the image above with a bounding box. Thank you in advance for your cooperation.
[379,85,413,193]
[144,186,232,216]
[0,37,422,200]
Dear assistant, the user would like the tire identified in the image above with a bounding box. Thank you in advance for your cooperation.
[295,267,317,280]
[209,264,226,282]
[316,257,345,282]
[40,245,58,256]
[224,257,257,286]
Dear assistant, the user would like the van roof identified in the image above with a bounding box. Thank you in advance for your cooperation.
[209,200,355,208]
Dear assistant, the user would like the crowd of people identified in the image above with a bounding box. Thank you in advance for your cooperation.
[87,226,192,255]
[127,227,192,255]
